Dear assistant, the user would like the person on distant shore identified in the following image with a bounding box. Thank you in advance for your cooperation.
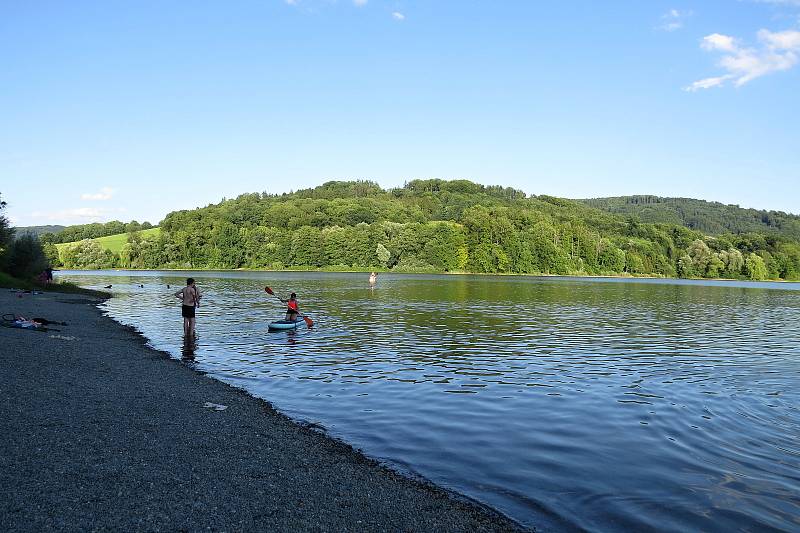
[175,278,202,336]
[281,292,300,321]
[369,272,377,287]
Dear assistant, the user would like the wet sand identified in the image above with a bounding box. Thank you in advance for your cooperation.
[0,290,524,532]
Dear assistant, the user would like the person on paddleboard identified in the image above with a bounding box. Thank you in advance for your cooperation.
[281,292,299,321]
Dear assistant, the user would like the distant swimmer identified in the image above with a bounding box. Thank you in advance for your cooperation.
[167,284,170,289]
[369,271,377,287]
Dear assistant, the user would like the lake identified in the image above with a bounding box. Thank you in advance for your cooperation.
[57,270,800,532]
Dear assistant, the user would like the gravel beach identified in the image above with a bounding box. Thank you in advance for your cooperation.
[0,290,524,532]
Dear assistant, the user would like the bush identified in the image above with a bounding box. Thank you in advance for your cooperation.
[5,235,48,279]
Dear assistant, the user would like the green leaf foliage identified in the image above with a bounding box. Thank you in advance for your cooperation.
[35,180,800,280]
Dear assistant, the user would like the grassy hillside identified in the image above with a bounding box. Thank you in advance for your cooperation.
[56,227,160,254]
[579,195,800,239]
[40,220,155,245]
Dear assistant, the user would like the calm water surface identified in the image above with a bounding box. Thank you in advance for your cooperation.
[58,271,800,532]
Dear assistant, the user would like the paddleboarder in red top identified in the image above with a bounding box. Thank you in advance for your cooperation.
[282,292,299,321]
[264,286,314,328]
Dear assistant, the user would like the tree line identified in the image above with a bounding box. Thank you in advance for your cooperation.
[40,220,154,244]
[581,195,800,239]
[49,180,800,281]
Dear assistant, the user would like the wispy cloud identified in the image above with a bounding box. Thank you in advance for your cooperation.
[752,0,800,5]
[80,187,115,201]
[658,9,691,32]
[353,0,368,6]
[686,28,800,90]
[392,11,405,21]
[30,207,126,222]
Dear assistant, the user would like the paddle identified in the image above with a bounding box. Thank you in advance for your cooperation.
[265,286,314,328]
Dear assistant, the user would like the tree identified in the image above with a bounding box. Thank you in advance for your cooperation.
[61,240,115,269]
[376,243,391,267]
[688,239,713,276]
[6,235,48,279]
[745,253,767,281]
[42,242,62,267]
[677,254,693,278]
[0,193,13,258]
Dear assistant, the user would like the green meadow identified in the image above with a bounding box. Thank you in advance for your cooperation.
[56,227,161,254]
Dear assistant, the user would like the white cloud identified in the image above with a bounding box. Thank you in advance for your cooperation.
[392,11,405,21]
[686,28,800,90]
[285,0,298,5]
[30,207,126,222]
[659,9,692,32]
[353,0,368,6]
[701,33,738,52]
[685,75,735,91]
[80,187,115,201]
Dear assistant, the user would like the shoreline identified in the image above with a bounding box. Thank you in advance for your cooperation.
[53,267,800,284]
[0,290,525,531]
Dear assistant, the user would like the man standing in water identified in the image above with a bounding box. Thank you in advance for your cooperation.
[175,278,202,336]
[369,271,377,287]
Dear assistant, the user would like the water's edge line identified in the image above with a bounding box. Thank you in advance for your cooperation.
[56,267,800,285]
[90,294,535,532]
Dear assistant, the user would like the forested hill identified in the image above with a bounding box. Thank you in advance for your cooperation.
[579,196,800,239]
[52,179,800,281]
[13,225,66,238]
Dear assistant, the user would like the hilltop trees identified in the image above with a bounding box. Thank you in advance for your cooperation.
[45,180,800,280]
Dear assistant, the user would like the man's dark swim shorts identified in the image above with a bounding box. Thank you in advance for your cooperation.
[182,305,196,318]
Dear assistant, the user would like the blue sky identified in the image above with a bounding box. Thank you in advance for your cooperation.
[1,0,799,227]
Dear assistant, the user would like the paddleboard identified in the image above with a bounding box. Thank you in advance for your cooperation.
[268,318,306,331]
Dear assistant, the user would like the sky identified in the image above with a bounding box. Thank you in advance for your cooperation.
[1,0,799,227]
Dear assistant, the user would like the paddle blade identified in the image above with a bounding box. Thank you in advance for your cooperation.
[265,286,274,295]
[303,315,314,328]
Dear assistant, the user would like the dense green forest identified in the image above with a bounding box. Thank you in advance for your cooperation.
[580,195,800,239]
[48,180,800,281]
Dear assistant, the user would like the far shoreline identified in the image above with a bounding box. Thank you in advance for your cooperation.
[52,267,800,285]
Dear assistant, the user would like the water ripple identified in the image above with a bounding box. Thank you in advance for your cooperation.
[59,270,800,532]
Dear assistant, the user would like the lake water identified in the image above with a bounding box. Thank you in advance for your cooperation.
[57,270,800,532]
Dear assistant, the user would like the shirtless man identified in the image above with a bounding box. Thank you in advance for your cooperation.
[175,278,202,336]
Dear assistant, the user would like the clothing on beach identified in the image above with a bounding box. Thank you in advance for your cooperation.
[182,305,196,318]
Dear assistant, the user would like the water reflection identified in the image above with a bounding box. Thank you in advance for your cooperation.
[58,271,800,532]
[181,334,197,361]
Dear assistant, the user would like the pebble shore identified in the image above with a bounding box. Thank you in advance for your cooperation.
[0,290,525,532]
